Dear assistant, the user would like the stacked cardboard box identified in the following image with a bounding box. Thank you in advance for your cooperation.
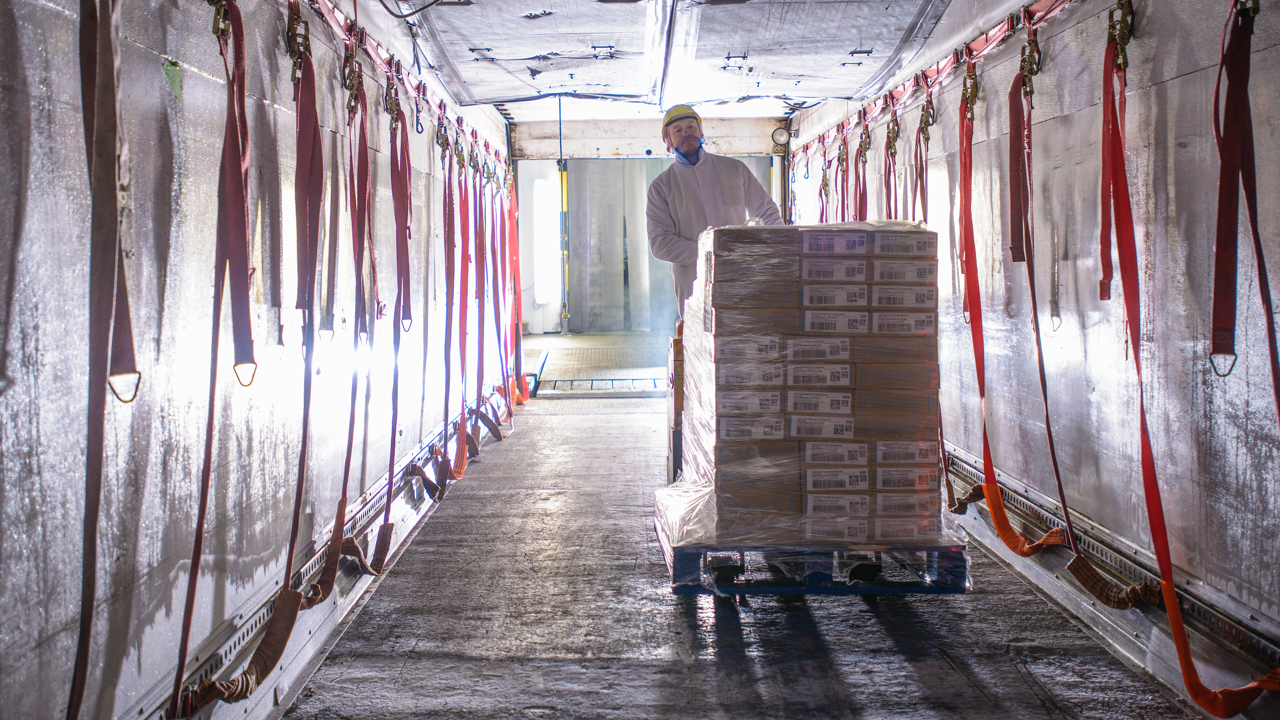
[680,222,943,545]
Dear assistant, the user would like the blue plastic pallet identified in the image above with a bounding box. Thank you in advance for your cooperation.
[654,518,969,596]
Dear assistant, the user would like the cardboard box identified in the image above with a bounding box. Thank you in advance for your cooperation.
[717,417,786,441]
[869,285,937,309]
[802,518,872,543]
[874,466,941,491]
[715,390,783,414]
[874,441,941,464]
[716,362,786,386]
[855,390,939,417]
[786,364,852,386]
[785,337,852,361]
[853,336,938,364]
[804,311,869,334]
[789,416,856,439]
[800,229,870,255]
[717,491,804,516]
[875,492,942,517]
[855,363,940,389]
[803,441,870,465]
[802,257,868,282]
[869,231,938,257]
[710,226,802,254]
[870,312,937,335]
[704,336,782,361]
[875,517,944,542]
[714,441,801,475]
[870,259,938,284]
[805,467,871,492]
[713,308,804,333]
[787,390,852,414]
[716,472,802,495]
[852,416,940,441]
[712,283,799,308]
[801,284,867,307]
[711,254,801,283]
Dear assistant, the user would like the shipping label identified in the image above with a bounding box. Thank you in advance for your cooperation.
[716,391,782,414]
[875,441,941,464]
[714,337,781,360]
[802,284,867,307]
[805,468,871,492]
[789,416,856,439]
[876,493,942,516]
[803,258,868,282]
[786,337,851,361]
[805,311,869,334]
[871,312,936,335]
[870,285,937,309]
[804,518,870,542]
[874,467,941,491]
[787,364,852,386]
[718,417,786,441]
[872,259,938,283]
[870,232,938,256]
[716,362,785,386]
[804,442,870,464]
[875,517,943,541]
[800,231,869,255]
[788,390,852,414]
[806,493,872,517]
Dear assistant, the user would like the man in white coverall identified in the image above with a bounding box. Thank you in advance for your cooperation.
[646,105,783,316]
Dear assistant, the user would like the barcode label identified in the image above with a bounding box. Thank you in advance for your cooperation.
[717,363,786,385]
[871,313,935,335]
[806,469,870,491]
[804,442,869,464]
[805,312,869,334]
[809,268,835,279]
[715,338,780,359]
[873,260,937,283]
[803,258,868,282]
[801,231,868,255]
[719,418,785,440]
[788,391,852,414]
[871,232,938,256]
[877,494,940,515]
[806,494,871,516]
[717,391,781,414]
[876,518,942,540]
[875,442,940,464]
[788,339,850,361]
[875,468,939,490]
[803,285,866,307]
[871,286,936,308]
[790,417,854,438]
[795,401,820,412]
[787,365,851,386]
[807,526,845,540]
[805,519,869,541]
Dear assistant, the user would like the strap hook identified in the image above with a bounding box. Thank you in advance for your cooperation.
[208,0,230,38]
[961,68,979,122]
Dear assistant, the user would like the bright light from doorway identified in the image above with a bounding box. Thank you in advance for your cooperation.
[533,178,562,306]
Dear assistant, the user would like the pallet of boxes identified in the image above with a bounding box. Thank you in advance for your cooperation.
[654,221,968,594]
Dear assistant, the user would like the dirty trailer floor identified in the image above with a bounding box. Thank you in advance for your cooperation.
[286,396,1191,720]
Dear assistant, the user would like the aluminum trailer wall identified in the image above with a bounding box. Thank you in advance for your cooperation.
[0,0,510,718]
[791,0,1279,715]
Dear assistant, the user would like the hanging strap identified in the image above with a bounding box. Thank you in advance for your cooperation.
[436,109,461,483]
[837,131,849,223]
[167,1,257,715]
[508,184,529,402]
[912,93,933,223]
[471,141,495,442]
[882,109,899,220]
[453,122,472,475]
[491,189,516,422]
[1098,1,1132,302]
[851,120,869,221]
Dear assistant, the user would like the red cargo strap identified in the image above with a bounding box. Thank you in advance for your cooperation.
[471,139,491,442]
[67,0,142,714]
[371,75,415,573]
[956,48,1063,557]
[882,109,899,220]
[168,1,256,715]
[437,107,461,482]
[1098,1,1132,302]
[1210,0,1280,433]
[837,131,850,223]
[489,183,515,423]
[851,118,869,221]
[911,93,933,223]
[508,188,529,401]
[454,120,472,475]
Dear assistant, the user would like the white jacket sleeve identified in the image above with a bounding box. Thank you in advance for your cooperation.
[647,178,699,266]
[743,166,784,226]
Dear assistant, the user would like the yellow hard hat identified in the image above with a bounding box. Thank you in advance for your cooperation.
[662,105,701,128]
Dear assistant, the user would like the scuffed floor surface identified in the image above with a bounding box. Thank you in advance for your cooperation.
[286,397,1192,720]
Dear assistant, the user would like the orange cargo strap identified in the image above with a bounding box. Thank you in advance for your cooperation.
[168,0,258,715]
[882,108,899,220]
[67,0,142,715]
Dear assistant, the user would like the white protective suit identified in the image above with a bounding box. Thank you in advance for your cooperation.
[646,151,783,314]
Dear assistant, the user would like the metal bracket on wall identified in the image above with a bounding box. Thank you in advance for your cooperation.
[945,446,1280,675]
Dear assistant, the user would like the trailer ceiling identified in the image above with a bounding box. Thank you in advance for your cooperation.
[403,0,950,122]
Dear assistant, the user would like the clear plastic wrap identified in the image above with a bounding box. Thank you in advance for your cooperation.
[655,221,953,554]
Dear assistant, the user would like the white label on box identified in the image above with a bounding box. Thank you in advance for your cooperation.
[873,260,938,283]
[717,363,786,386]
[875,518,943,541]
[715,337,781,360]
[875,441,941,464]
[803,258,868,282]
[788,391,852,414]
[787,338,851,361]
[870,286,937,309]
[875,467,940,491]
[871,232,938,256]
[806,468,871,492]
[806,493,871,517]
[802,284,867,307]
[871,312,936,335]
[790,416,856,439]
[787,364,851,386]
[805,311,869,334]
[804,442,870,464]
[801,231,868,255]
[876,493,942,516]
[804,518,870,542]
[718,417,786,440]
[717,391,782,414]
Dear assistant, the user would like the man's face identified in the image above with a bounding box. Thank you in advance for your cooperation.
[665,117,703,155]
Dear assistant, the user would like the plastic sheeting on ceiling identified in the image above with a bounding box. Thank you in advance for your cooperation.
[408,0,951,122]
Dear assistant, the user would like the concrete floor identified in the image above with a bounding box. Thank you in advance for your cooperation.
[284,335,1194,720]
